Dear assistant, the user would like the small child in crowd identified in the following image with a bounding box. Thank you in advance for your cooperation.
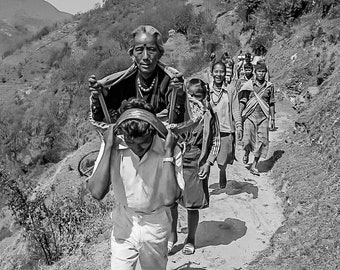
[169,78,220,255]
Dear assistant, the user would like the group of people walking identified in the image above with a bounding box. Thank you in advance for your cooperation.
[86,25,276,270]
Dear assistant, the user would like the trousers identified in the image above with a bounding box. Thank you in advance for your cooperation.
[110,204,171,270]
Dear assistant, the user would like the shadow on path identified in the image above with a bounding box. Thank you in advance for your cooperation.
[209,180,259,199]
[173,261,207,270]
[195,218,247,248]
[173,218,247,255]
[257,150,285,173]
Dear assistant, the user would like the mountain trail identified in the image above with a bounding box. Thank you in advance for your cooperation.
[166,96,295,270]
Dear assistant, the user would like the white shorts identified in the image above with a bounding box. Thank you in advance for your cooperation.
[110,204,171,270]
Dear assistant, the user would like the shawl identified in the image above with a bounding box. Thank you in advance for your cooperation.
[89,61,183,129]
[239,79,272,121]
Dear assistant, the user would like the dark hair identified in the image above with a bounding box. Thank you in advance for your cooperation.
[187,77,207,94]
[244,62,253,70]
[118,98,156,138]
[211,61,226,73]
[254,60,267,71]
[222,51,230,59]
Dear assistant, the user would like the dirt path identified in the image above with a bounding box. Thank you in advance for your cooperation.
[167,97,295,270]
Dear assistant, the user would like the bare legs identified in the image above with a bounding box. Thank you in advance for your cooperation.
[218,164,227,189]
[249,144,263,176]
[169,205,199,255]
[169,203,178,248]
[186,210,199,245]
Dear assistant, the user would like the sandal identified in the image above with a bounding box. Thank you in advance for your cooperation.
[243,154,249,164]
[219,179,227,189]
[250,167,260,176]
[167,241,174,254]
[182,242,195,255]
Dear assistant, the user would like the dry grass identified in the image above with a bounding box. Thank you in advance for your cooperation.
[248,141,340,270]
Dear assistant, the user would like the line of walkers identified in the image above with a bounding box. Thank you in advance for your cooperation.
[86,25,275,269]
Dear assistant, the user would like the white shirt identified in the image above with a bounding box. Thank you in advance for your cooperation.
[94,134,184,213]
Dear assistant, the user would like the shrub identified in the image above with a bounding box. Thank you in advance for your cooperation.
[47,42,72,68]
[182,50,207,77]
[0,170,113,266]
[75,32,88,49]
[33,26,50,40]
[96,55,131,79]
[250,31,274,56]
[235,0,262,24]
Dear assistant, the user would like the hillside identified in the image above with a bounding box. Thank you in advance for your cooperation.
[0,0,340,269]
[0,0,72,54]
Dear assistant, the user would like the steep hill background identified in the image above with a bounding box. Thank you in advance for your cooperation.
[0,0,340,269]
[0,0,72,54]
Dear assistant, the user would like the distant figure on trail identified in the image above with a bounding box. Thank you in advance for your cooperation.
[236,51,253,80]
[252,55,270,81]
[220,51,235,83]
[88,25,186,129]
[239,61,275,176]
[209,52,216,72]
[168,78,220,255]
[87,98,184,270]
[236,62,254,91]
[209,61,243,189]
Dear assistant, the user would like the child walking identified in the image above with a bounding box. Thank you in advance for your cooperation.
[168,78,220,255]
[87,98,184,270]
[209,61,243,189]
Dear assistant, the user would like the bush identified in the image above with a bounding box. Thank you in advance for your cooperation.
[235,0,262,24]
[96,55,131,78]
[76,32,88,49]
[250,31,274,56]
[0,170,113,266]
[182,50,207,77]
[47,42,72,68]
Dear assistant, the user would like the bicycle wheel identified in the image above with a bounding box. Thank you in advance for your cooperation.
[78,150,100,177]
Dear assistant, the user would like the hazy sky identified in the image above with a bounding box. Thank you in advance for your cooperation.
[45,0,101,15]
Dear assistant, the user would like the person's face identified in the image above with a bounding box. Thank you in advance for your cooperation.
[255,69,266,81]
[124,133,154,158]
[188,85,206,102]
[133,32,160,78]
[244,68,253,78]
[212,64,226,85]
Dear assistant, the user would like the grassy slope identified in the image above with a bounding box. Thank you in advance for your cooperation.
[247,14,340,270]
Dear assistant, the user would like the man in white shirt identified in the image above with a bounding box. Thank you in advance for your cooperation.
[87,98,184,270]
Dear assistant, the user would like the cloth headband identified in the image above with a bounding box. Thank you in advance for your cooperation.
[113,108,168,138]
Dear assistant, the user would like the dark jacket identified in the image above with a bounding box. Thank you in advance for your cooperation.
[89,62,186,129]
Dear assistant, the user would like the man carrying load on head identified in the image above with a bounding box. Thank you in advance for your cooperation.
[87,98,184,270]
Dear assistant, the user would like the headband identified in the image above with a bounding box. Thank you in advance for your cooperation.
[113,108,168,138]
